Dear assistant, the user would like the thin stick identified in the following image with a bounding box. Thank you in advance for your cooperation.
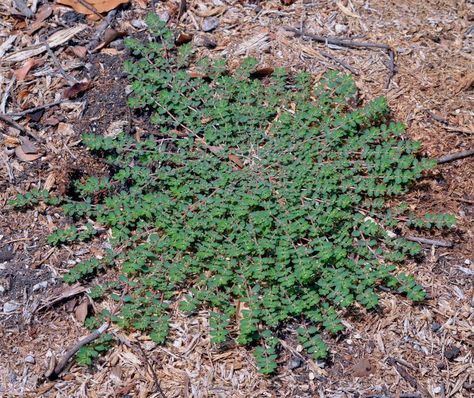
[427,111,473,135]
[405,236,453,248]
[437,149,474,164]
[319,50,359,75]
[87,10,117,52]
[44,42,78,85]
[6,100,64,117]
[1,76,16,114]
[76,0,103,19]
[285,26,396,88]
[0,113,42,141]
[49,322,109,378]
[0,113,26,133]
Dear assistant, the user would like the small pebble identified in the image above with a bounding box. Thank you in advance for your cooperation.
[159,11,170,24]
[131,19,146,29]
[25,355,35,364]
[465,259,472,265]
[194,35,217,49]
[3,301,20,314]
[296,344,303,352]
[110,39,125,51]
[308,372,315,380]
[444,346,461,361]
[202,17,219,32]
[432,386,442,394]
[62,11,85,25]
[289,357,302,370]
[436,362,446,370]
[431,321,442,333]
[335,24,348,34]
[33,281,48,292]
[143,341,157,351]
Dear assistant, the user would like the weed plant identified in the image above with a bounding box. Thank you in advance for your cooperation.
[10,14,454,373]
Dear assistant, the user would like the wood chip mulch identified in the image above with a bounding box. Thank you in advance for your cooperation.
[0,0,472,397]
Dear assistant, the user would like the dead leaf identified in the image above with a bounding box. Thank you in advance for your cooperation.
[28,5,53,34]
[57,0,130,15]
[15,145,42,162]
[36,4,53,22]
[63,81,91,99]
[75,299,89,323]
[20,137,38,154]
[93,28,127,52]
[350,358,373,377]
[188,70,207,79]
[70,46,87,58]
[457,72,474,93]
[43,117,60,126]
[14,59,43,81]
[229,153,243,169]
[250,67,274,79]
[281,0,297,5]
[175,32,193,46]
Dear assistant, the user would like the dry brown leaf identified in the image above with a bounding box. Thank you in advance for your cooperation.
[35,4,53,22]
[250,67,274,79]
[92,29,127,52]
[74,299,89,323]
[20,137,38,154]
[14,59,43,81]
[175,32,193,46]
[350,358,373,377]
[63,80,91,99]
[457,72,474,93]
[228,153,244,169]
[57,0,130,15]
[15,145,42,162]
[70,45,87,58]
[281,0,297,5]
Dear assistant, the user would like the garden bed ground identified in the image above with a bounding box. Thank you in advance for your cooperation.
[0,0,473,397]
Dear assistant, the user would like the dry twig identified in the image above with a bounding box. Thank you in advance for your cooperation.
[319,50,359,75]
[87,10,117,52]
[0,113,42,141]
[285,26,396,88]
[44,42,78,85]
[6,100,64,118]
[438,149,474,164]
[405,236,453,248]
[47,322,109,379]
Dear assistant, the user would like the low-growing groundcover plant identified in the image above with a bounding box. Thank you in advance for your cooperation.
[11,14,455,374]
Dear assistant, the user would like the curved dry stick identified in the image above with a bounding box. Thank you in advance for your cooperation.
[48,322,109,379]
[285,26,396,88]
[438,149,474,164]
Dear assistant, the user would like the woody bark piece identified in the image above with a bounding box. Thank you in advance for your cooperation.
[3,25,87,63]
